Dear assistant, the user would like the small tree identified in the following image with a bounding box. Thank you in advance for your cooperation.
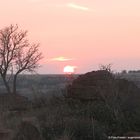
[0,24,42,94]
[99,63,113,72]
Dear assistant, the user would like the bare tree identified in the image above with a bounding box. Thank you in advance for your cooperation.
[0,24,42,94]
[99,63,113,72]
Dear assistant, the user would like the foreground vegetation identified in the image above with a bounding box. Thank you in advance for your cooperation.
[0,70,140,140]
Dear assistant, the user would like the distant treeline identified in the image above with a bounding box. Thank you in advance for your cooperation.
[121,70,140,74]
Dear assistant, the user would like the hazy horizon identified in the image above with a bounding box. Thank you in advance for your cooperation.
[0,0,140,74]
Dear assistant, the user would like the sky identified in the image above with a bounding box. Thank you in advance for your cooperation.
[0,0,140,74]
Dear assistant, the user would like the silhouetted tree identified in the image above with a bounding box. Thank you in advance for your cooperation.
[0,24,42,94]
[99,64,112,72]
[121,70,127,74]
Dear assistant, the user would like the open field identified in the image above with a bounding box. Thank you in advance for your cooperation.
[0,74,78,99]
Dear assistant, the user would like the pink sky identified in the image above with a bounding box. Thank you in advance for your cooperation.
[0,0,140,74]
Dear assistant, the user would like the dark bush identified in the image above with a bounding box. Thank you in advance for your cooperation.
[65,70,140,136]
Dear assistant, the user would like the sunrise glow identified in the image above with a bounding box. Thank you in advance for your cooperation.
[1,0,140,74]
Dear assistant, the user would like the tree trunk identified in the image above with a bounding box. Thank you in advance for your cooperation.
[13,74,18,94]
[2,76,11,94]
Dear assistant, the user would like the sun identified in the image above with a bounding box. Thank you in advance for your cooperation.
[63,65,76,74]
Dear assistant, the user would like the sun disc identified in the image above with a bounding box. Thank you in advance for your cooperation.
[63,65,76,74]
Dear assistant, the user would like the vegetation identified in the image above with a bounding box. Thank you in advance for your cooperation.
[0,24,42,94]
[64,70,140,138]
[0,70,139,140]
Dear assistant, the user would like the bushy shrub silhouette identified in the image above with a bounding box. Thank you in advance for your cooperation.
[65,70,140,136]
